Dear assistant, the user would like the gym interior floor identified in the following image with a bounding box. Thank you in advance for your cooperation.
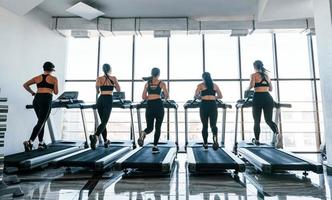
[3,153,329,200]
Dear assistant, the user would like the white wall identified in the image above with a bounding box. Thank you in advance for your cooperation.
[313,0,332,167]
[0,7,68,155]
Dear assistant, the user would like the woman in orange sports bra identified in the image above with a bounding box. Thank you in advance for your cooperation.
[247,60,278,145]
[22,62,58,151]
[89,63,120,150]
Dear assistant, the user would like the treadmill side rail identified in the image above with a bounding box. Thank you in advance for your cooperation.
[115,147,142,165]
[95,147,131,170]
[222,148,246,172]
[161,147,177,173]
[52,148,91,164]
[238,148,272,173]
[277,149,323,174]
[186,147,196,173]
[20,146,79,169]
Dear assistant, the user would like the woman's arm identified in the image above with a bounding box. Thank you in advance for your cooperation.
[268,77,273,91]
[194,84,201,99]
[215,84,223,99]
[142,83,148,100]
[95,78,100,94]
[53,77,59,95]
[113,77,121,92]
[23,77,36,96]
[247,74,255,91]
[161,82,169,99]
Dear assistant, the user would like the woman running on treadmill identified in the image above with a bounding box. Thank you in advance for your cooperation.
[89,64,120,150]
[23,62,58,152]
[138,68,169,154]
[195,72,223,151]
[247,60,278,145]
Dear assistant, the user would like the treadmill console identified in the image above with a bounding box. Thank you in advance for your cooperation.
[26,91,83,109]
[112,92,132,108]
[136,99,178,109]
[184,99,231,109]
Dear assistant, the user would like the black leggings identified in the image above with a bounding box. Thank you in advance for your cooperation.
[95,95,113,141]
[252,92,278,141]
[199,100,218,144]
[144,99,164,146]
[30,93,52,142]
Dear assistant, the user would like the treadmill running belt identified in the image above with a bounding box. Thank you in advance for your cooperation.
[60,146,123,164]
[193,147,235,164]
[5,146,72,165]
[247,147,307,165]
[122,146,170,171]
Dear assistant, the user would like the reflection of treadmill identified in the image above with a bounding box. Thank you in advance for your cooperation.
[116,99,178,176]
[234,91,323,174]
[245,173,326,199]
[4,92,85,172]
[184,99,245,174]
[53,92,135,171]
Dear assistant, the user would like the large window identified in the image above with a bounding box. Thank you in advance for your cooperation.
[100,35,133,79]
[170,35,203,79]
[63,32,322,152]
[205,34,239,79]
[135,35,167,80]
[240,33,275,79]
[276,33,312,78]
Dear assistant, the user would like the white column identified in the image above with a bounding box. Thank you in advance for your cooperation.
[313,0,332,167]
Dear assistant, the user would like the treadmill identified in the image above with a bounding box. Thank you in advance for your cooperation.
[184,99,245,174]
[233,91,323,174]
[116,99,178,176]
[53,92,135,171]
[4,92,86,172]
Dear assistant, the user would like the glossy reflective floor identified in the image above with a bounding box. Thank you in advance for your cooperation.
[2,153,331,200]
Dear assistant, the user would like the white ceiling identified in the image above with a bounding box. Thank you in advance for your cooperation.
[0,0,314,21]
[37,0,258,19]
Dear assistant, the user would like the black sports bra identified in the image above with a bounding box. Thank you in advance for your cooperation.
[147,81,162,95]
[36,74,54,89]
[201,88,216,96]
[100,75,114,92]
[254,77,270,88]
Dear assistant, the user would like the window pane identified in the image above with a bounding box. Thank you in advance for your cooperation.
[66,38,98,80]
[278,81,317,151]
[62,82,96,142]
[276,33,312,78]
[170,35,203,79]
[65,82,96,103]
[135,35,167,80]
[312,36,320,78]
[100,36,133,80]
[240,33,274,79]
[205,34,239,79]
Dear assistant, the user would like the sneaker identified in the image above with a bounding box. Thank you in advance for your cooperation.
[252,138,260,146]
[203,143,208,151]
[152,146,160,154]
[23,141,33,152]
[138,131,146,147]
[38,142,47,150]
[212,135,219,151]
[104,140,111,148]
[89,135,98,150]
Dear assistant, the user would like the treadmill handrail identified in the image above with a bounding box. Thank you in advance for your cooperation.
[184,99,231,149]
[135,99,179,148]
[233,97,292,151]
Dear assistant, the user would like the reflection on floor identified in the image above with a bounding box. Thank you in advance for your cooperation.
[2,153,331,200]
